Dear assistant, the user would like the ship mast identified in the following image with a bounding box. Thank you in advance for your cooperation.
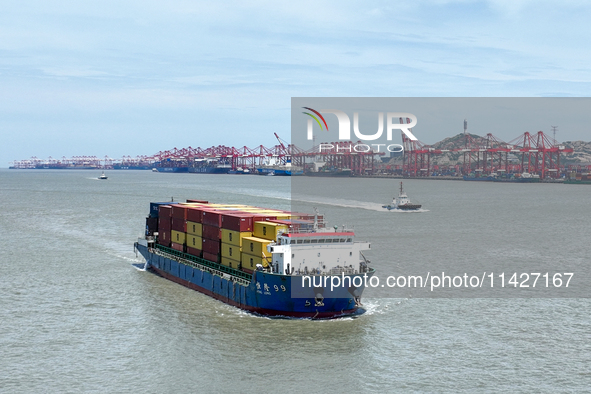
[313,207,319,231]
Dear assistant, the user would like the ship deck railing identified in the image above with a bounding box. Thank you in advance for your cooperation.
[285,225,354,234]
[153,244,252,286]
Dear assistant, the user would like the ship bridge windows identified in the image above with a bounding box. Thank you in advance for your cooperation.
[290,237,353,244]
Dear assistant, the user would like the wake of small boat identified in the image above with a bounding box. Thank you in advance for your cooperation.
[291,194,386,212]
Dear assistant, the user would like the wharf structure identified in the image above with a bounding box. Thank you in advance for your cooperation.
[10,127,584,179]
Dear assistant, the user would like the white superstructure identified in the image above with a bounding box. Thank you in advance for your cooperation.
[267,230,370,276]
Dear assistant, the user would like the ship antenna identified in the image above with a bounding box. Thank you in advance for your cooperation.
[400,182,403,194]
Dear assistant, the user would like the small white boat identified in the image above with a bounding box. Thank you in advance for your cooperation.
[382,182,421,210]
[98,171,108,180]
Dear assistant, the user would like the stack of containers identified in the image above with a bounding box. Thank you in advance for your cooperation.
[185,206,203,257]
[157,205,173,247]
[170,204,188,252]
[241,235,273,272]
[201,208,232,263]
[253,221,289,241]
[154,200,304,273]
[145,217,158,236]
[239,220,289,271]
[146,202,170,236]
[219,212,255,269]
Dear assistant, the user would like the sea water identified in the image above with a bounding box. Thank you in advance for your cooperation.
[0,169,589,393]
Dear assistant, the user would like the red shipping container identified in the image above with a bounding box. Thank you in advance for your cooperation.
[171,217,187,232]
[186,199,209,204]
[255,215,277,222]
[158,217,172,230]
[186,206,203,223]
[202,210,224,227]
[158,230,171,247]
[221,213,254,232]
[186,247,202,257]
[203,251,219,263]
[202,224,221,241]
[241,267,253,274]
[202,238,220,255]
[159,205,173,218]
[171,204,188,219]
[171,242,184,252]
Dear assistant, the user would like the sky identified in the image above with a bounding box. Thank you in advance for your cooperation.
[2,0,591,167]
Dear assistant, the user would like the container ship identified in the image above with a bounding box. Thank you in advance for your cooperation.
[155,159,189,173]
[565,173,591,184]
[255,158,303,176]
[134,200,374,318]
[463,172,540,182]
[188,159,232,174]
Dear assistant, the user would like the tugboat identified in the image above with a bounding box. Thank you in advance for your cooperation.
[98,171,108,180]
[382,182,421,210]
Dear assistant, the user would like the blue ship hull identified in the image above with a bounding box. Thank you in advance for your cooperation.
[256,168,303,176]
[135,243,371,319]
[113,165,152,170]
[463,175,496,181]
[156,167,189,173]
[188,167,232,174]
[463,175,540,183]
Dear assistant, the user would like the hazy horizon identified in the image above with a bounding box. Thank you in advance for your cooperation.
[3,1,591,167]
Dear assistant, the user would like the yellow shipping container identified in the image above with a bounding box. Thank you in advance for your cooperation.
[171,230,186,245]
[221,242,240,260]
[186,234,202,249]
[186,221,202,236]
[242,236,273,257]
[241,252,270,269]
[220,229,252,247]
[253,222,289,241]
[221,256,241,269]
